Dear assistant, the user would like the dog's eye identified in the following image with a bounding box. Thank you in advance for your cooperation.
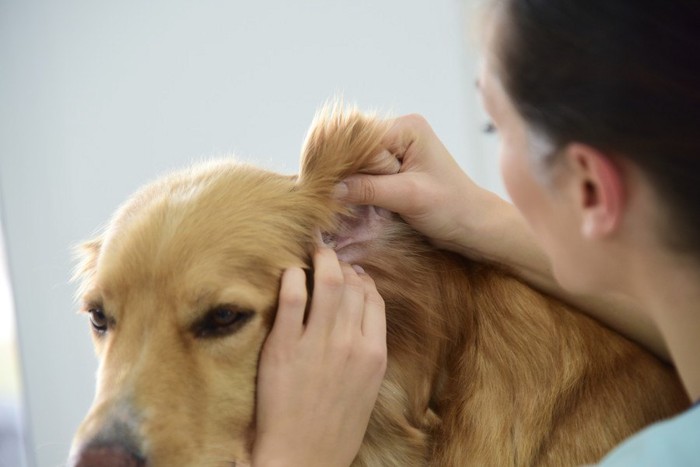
[88,307,109,335]
[194,306,254,338]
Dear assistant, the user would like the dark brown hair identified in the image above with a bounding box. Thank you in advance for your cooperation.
[494,0,700,255]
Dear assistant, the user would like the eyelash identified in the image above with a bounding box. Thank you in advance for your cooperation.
[482,121,497,134]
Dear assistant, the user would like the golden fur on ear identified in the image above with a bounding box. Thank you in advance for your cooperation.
[294,101,393,244]
[71,236,103,301]
[298,100,391,198]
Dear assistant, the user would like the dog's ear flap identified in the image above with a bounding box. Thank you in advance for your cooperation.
[297,100,392,197]
[71,236,103,299]
[296,101,402,261]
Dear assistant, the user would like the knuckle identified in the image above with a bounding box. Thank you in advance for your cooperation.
[279,270,307,308]
[401,175,421,198]
[360,276,384,302]
[370,292,386,309]
[342,266,363,288]
[402,176,430,213]
[315,247,336,261]
[403,113,431,132]
[279,289,306,309]
[341,277,364,299]
[317,270,344,289]
[404,114,434,140]
[364,343,388,374]
[358,270,375,284]
[369,149,401,175]
[330,336,353,358]
[359,178,376,203]
[368,293,385,309]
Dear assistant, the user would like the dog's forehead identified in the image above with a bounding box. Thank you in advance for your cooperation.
[95,161,315,299]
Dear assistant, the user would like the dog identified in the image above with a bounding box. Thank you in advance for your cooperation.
[69,104,689,466]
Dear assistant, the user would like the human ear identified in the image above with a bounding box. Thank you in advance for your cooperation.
[563,143,625,240]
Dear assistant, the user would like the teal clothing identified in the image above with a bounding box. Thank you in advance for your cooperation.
[598,400,700,466]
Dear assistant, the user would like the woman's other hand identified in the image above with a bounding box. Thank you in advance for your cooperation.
[252,248,387,467]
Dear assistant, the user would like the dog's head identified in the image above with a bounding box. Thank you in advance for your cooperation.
[69,105,394,466]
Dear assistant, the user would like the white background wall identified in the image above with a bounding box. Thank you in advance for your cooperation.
[0,1,504,465]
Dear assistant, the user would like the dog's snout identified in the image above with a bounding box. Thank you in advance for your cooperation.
[70,403,146,467]
[70,444,145,467]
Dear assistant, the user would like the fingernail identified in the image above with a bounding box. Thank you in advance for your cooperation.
[333,181,348,199]
[352,264,365,274]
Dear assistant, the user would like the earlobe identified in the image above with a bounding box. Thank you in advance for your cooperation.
[565,144,625,240]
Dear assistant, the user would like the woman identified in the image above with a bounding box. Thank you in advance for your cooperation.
[252,0,700,465]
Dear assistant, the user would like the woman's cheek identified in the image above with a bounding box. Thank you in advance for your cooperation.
[499,144,530,212]
[499,142,553,242]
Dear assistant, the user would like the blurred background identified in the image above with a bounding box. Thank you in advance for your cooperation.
[0,1,503,465]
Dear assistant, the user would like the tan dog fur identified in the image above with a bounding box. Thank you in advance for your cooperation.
[71,105,689,466]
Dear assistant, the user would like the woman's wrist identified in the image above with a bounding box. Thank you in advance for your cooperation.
[444,190,528,264]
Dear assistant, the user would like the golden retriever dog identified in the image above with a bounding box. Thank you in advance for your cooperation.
[69,104,689,466]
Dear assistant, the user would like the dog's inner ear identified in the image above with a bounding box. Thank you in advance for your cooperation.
[321,204,394,263]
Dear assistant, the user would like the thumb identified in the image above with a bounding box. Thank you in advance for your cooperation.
[337,173,415,213]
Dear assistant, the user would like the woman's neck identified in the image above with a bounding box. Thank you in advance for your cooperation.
[632,252,700,404]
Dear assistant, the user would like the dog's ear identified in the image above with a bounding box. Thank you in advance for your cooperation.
[297,101,401,262]
[71,236,103,300]
[297,100,392,198]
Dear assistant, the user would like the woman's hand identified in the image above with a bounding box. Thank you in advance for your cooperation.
[252,248,387,467]
[336,114,503,256]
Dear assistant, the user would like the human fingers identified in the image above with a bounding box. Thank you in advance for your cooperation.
[338,171,426,215]
[269,267,308,343]
[333,262,366,332]
[336,114,449,210]
[343,115,422,178]
[361,148,402,175]
[379,114,428,163]
[359,272,387,347]
[305,247,345,333]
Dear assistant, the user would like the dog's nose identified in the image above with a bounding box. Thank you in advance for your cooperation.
[69,444,146,467]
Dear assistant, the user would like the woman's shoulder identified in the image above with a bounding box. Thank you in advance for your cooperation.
[598,401,700,466]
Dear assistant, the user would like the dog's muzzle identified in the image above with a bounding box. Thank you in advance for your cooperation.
[69,410,146,467]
